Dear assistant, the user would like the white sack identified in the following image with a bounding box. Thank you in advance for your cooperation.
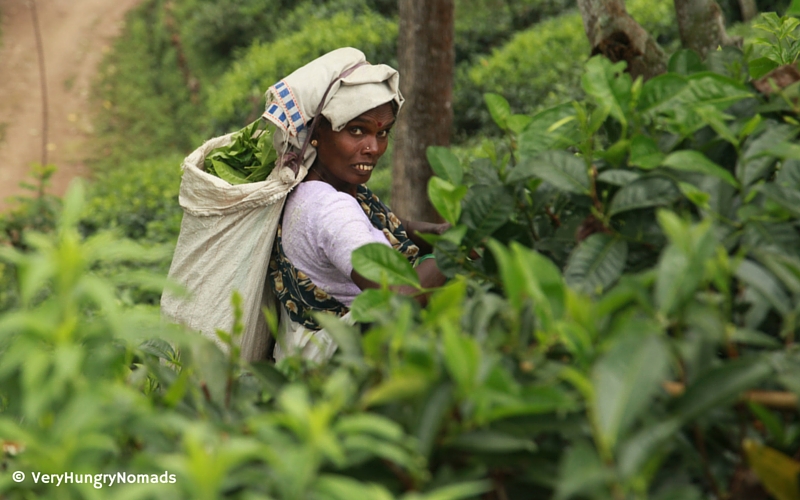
[161,132,308,361]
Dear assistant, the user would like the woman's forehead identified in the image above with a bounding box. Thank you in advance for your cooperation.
[351,102,395,126]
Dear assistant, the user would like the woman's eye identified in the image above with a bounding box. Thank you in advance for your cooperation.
[350,127,363,135]
[377,130,389,138]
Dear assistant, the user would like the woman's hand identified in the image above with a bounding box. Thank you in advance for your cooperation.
[402,219,451,254]
[351,257,445,307]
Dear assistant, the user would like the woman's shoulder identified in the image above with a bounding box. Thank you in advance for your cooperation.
[288,181,362,216]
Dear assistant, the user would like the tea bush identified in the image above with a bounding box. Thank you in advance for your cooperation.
[6,26,800,500]
[453,0,678,137]
[5,10,800,500]
[81,154,184,243]
[207,11,398,132]
[92,0,210,168]
[174,0,295,75]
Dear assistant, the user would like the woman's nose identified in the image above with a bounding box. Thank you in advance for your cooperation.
[363,135,378,154]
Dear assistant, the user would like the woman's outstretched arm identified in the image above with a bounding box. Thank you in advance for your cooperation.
[351,258,446,306]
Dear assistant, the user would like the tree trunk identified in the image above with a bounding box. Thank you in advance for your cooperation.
[738,0,758,22]
[392,0,454,222]
[674,0,741,59]
[577,0,667,81]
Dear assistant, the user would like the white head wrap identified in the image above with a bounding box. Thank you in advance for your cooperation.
[262,47,404,177]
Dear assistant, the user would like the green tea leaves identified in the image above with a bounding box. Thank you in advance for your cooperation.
[204,120,277,184]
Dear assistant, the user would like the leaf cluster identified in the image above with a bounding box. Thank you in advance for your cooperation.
[204,119,277,185]
[751,12,800,77]
[8,8,800,500]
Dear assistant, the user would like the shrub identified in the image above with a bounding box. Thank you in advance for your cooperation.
[207,10,398,132]
[453,0,677,138]
[81,154,184,243]
[454,0,572,64]
[91,0,210,168]
[7,7,800,500]
[174,0,294,75]
[78,154,183,305]
[4,22,800,497]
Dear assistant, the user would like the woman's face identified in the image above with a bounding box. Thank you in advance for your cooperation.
[311,102,395,194]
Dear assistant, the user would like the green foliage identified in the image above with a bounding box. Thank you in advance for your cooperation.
[9,3,800,500]
[80,155,183,306]
[208,10,398,132]
[418,43,800,496]
[6,37,800,500]
[204,120,277,184]
[454,0,677,137]
[453,0,572,63]
[750,12,800,78]
[0,164,60,249]
[174,0,294,75]
[91,0,211,169]
[81,154,183,243]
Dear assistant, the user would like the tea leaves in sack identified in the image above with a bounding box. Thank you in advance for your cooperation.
[204,119,278,184]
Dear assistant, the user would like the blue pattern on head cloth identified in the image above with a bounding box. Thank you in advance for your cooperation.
[264,80,307,135]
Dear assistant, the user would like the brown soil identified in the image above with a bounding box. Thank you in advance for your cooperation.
[0,0,143,211]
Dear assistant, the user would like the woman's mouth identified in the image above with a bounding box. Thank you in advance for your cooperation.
[354,164,374,172]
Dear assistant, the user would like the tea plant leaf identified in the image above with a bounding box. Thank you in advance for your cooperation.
[654,216,716,316]
[596,169,641,186]
[447,430,536,453]
[638,73,687,113]
[487,240,526,314]
[314,474,395,500]
[564,234,628,294]
[668,49,706,76]
[618,419,683,479]
[730,328,782,348]
[484,93,511,131]
[512,241,566,328]
[749,57,781,79]
[582,56,630,128]
[629,135,665,170]
[411,481,493,500]
[737,124,797,186]
[743,440,800,500]
[461,185,515,242]
[758,184,800,218]
[736,259,792,316]
[361,372,430,408]
[428,177,467,226]
[661,150,739,187]
[442,322,480,393]
[426,146,464,185]
[211,159,249,185]
[508,151,590,194]
[507,115,533,135]
[352,243,420,288]
[674,356,774,420]
[555,440,611,500]
[592,335,670,453]
[776,159,800,188]
[517,103,580,158]
[414,383,454,458]
[608,177,680,216]
[314,313,363,357]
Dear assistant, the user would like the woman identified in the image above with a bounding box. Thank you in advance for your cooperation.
[263,48,447,361]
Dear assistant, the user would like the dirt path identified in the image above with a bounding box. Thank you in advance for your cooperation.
[0,0,143,211]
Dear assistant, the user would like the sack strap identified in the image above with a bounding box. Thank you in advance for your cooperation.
[278,62,369,176]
